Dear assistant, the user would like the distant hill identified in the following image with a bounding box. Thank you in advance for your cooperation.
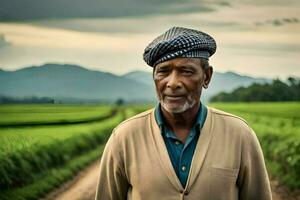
[0,63,270,103]
[205,71,270,102]
[0,64,154,103]
[122,70,154,87]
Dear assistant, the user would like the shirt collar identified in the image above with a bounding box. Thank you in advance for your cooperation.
[154,102,207,133]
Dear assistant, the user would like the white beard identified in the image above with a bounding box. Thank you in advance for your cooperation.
[160,94,196,114]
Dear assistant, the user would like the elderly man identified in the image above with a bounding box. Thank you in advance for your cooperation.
[95,27,272,200]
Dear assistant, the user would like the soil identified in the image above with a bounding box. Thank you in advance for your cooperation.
[42,161,100,200]
[42,161,300,200]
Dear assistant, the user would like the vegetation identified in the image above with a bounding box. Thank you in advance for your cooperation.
[0,113,123,189]
[1,102,299,200]
[0,96,55,104]
[0,104,140,200]
[210,77,300,102]
[0,146,104,200]
[210,102,300,189]
[0,104,113,126]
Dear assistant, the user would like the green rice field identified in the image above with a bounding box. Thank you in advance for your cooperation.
[210,102,300,189]
[0,104,140,200]
[0,104,113,126]
[0,102,299,200]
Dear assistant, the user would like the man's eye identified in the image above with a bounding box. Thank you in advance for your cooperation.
[157,70,169,74]
[182,70,193,75]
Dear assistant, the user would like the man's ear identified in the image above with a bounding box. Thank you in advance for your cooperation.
[203,66,213,89]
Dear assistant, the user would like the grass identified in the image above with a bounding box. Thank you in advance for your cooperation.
[210,102,300,119]
[0,104,112,125]
[0,104,148,200]
[0,145,105,200]
[0,112,123,189]
[210,102,300,189]
[0,113,122,158]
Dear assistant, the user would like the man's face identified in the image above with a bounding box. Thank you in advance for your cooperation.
[153,57,209,114]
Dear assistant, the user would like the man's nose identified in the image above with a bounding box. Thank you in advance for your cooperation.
[166,71,181,90]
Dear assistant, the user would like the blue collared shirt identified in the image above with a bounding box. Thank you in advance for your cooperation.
[154,103,207,188]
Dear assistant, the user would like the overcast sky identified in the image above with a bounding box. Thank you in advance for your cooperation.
[0,0,299,79]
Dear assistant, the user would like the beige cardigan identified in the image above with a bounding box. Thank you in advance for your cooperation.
[95,107,272,200]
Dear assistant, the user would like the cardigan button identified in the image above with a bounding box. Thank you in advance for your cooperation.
[184,191,189,196]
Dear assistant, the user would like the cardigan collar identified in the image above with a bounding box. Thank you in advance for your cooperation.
[154,103,207,134]
[149,106,213,191]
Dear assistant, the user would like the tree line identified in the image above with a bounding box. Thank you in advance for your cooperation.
[0,96,55,104]
[210,77,300,102]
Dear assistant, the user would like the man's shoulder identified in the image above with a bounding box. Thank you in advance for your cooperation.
[209,107,248,122]
[207,107,258,144]
[208,106,251,130]
[113,108,154,135]
[119,108,154,126]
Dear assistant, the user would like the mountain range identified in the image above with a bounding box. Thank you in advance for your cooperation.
[0,63,270,103]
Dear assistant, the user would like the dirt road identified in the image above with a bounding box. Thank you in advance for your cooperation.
[42,161,101,200]
[43,161,299,200]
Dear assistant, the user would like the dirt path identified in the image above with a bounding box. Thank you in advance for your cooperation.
[42,161,100,200]
[43,161,299,200]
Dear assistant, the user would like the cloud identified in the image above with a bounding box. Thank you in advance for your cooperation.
[255,17,299,27]
[27,14,239,35]
[1,0,299,21]
[0,0,213,21]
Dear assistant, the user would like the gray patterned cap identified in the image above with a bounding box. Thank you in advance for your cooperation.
[143,26,217,67]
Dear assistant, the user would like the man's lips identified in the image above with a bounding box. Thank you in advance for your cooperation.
[164,95,185,101]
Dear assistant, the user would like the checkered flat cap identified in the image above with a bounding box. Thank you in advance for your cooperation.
[143,27,217,67]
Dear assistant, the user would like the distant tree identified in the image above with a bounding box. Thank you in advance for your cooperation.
[288,77,297,86]
[0,96,55,104]
[115,98,125,106]
[210,77,300,102]
[287,77,300,100]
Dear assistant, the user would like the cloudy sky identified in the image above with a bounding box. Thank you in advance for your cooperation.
[0,0,299,79]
